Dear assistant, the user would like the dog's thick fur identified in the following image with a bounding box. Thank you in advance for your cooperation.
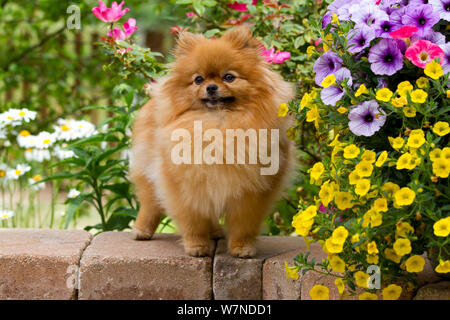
[130,26,295,258]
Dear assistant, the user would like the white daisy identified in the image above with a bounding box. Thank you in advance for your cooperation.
[24,148,51,162]
[29,175,45,190]
[7,163,31,180]
[35,131,57,149]
[0,210,14,220]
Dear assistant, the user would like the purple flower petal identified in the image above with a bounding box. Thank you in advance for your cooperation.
[348,100,386,137]
[313,51,343,86]
[368,38,404,76]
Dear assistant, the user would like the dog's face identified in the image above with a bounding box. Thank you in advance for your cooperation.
[166,26,266,110]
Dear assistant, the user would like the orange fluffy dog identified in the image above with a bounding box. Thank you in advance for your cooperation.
[130,26,295,258]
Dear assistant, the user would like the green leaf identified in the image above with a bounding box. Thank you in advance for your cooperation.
[204,29,220,38]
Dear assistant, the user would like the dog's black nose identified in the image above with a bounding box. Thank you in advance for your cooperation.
[206,84,218,95]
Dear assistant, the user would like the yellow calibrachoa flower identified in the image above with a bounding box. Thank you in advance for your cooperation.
[424,60,443,79]
[382,284,402,300]
[302,205,318,220]
[343,144,360,159]
[361,150,376,163]
[396,153,417,170]
[432,158,450,178]
[325,237,344,253]
[335,278,345,295]
[323,33,333,52]
[306,45,315,58]
[354,271,370,288]
[362,209,382,228]
[309,285,329,300]
[442,147,450,161]
[351,233,360,244]
[329,255,346,273]
[410,89,427,103]
[367,254,379,264]
[337,107,348,114]
[355,179,371,196]
[376,88,393,102]
[334,191,353,210]
[394,187,415,206]
[331,226,349,244]
[319,182,334,207]
[348,170,361,185]
[393,238,412,256]
[310,162,325,183]
[300,92,312,110]
[385,248,402,263]
[321,74,336,88]
[391,95,407,108]
[355,84,368,97]
[359,292,378,300]
[306,105,320,129]
[432,121,450,136]
[416,77,429,88]
[355,160,374,177]
[285,261,299,280]
[396,222,414,238]
[389,136,404,150]
[406,134,425,149]
[435,260,450,273]
[375,151,388,167]
[382,182,400,197]
[367,241,379,255]
[433,217,450,237]
[429,148,442,162]
[405,255,425,273]
[373,198,388,213]
[397,81,413,96]
[403,106,416,117]
[292,214,314,237]
[278,103,289,117]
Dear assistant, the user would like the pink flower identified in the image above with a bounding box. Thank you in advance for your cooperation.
[170,25,186,34]
[186,11,195,18]
[261,47,290,63]
[228,0,257,12]
[107,18,137,40]
[405,40,444,68]
[92,0,129,23]
[389,25,418,39]
[117,48,132,55]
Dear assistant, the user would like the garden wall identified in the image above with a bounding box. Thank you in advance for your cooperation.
[0,229,447,300]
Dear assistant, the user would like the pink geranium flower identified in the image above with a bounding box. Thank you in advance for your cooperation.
[228,0,257,12]
[261,46,291,63]
[107,18,138,40]
[405,40,444,68]
[92,0,129,23]
[389,25,418,39]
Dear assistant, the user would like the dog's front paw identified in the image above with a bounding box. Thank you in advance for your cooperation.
[185,245,211,257]
[132,227,153,240]
[229,245,256,259]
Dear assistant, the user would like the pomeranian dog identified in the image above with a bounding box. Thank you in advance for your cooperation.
[130,26,295,258]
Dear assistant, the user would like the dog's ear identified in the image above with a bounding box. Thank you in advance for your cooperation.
[222,26,260,50]
[174,31,203,56]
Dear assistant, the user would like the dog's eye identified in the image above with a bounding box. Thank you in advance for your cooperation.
[223,74,235,83]
[194,76,204,85]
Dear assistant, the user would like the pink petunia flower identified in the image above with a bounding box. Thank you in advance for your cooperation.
[261,47,291,63]
[405,39,444,68]
[107,18,138,40]
[92,0,129,23]
[389,25,418,39]
[228,0,257,12]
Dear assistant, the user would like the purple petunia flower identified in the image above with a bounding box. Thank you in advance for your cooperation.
[402,4,440,37]
[328,0,359,21]
[350,4,389,30]
[348,100,387,137]
[322,12,332,28]
[430,0,450,21]
[389,7,407,28]
[376,20,397,38]
[347,25,376,53]
[368,38,404,75]
[313,51,343,86]
[320,68,353,106]
[441,42,450,74]
[412,30,446,45]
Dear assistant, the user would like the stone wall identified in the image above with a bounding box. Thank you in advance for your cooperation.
[0,229,447,300]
